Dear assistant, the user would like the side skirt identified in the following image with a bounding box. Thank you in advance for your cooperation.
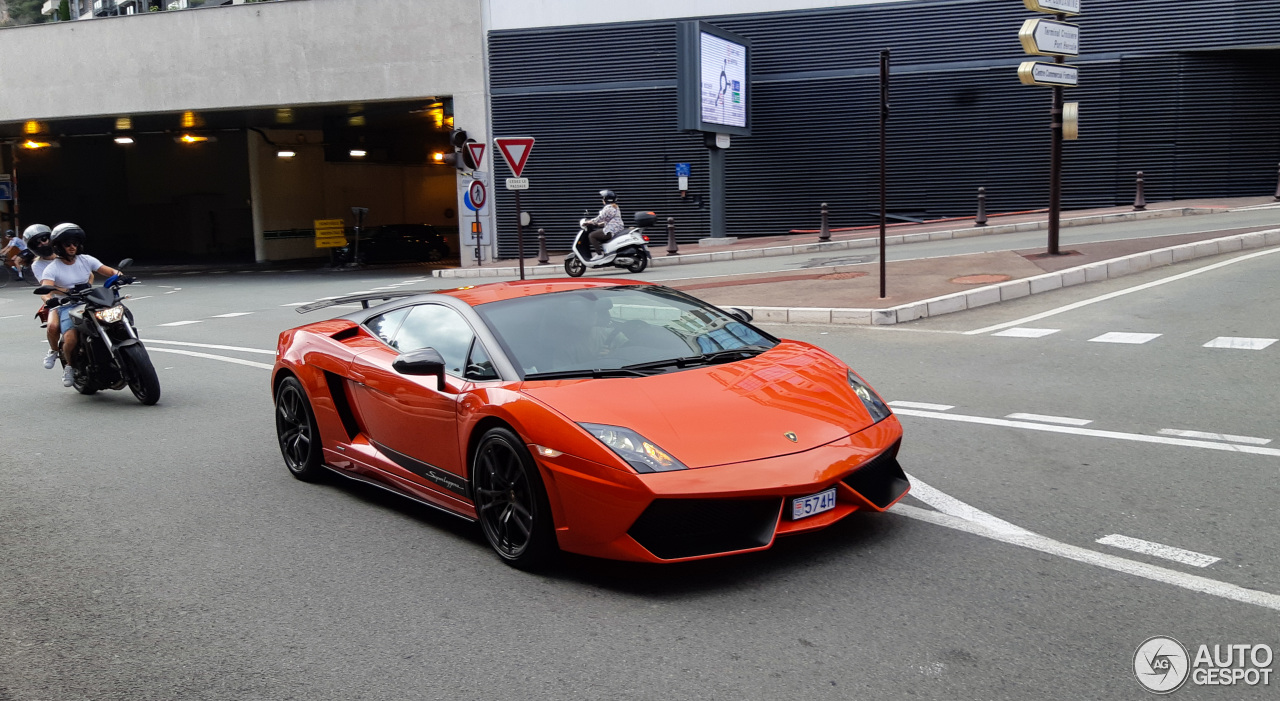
[319,464,477,523]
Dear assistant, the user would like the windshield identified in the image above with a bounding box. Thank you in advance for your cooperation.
[474,285,778,378]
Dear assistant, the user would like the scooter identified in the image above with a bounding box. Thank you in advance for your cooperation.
[563,210,656,277]
[35,258,161,405]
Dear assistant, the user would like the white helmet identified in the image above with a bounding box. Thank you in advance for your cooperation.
[23,223,52,245]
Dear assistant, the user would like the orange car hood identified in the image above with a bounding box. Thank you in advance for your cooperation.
[521,342,877,469]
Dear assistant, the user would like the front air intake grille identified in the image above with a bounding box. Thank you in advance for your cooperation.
[841,440,909,509]
[628,498,782,560]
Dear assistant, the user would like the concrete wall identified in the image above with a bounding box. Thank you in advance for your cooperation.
[486,0,911,30]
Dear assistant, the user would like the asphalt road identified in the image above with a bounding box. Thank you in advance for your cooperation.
[1,234,1278,699]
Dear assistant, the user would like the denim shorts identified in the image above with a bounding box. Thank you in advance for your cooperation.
[57,302,83,332]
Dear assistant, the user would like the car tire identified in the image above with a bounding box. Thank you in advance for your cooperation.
[472,426,558,570]
[564,257,586,277]
[274,377,325,482]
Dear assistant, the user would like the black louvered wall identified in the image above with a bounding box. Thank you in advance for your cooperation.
[489,0,1280,257]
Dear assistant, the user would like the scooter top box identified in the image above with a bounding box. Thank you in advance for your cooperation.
[633,211,658,227]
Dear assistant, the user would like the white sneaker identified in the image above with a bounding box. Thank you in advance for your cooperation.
[43,350,58,370]
[62,366,74,387]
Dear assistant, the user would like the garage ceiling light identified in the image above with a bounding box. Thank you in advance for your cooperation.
[177,134,214,144]
[114,137,135,145]
[277,150,296,159]
[22,140,54,149]
[349,149,367,158]
[115,117,133,131]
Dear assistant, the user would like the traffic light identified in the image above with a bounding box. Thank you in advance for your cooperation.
[436,129,478,172]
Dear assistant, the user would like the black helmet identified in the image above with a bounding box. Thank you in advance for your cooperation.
[23,224,53,257]
[50,222,86,257]
[599,189,617,203]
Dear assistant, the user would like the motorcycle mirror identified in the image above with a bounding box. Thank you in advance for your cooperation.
[34,286,53,295]
[117,258,133,270]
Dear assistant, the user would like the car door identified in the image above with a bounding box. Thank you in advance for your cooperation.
[349,303,475,499]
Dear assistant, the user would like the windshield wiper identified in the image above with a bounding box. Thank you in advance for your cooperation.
[523,368,651,380]
[622,346,771,372]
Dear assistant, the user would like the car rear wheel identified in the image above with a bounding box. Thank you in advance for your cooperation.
[274,377,324,482]
[472,427,557,570]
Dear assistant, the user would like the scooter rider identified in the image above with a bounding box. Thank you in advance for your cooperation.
[585,190,624,260]
[40,223,125,387]
[21,224,62,368]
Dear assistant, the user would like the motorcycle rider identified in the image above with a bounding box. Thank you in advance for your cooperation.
[39,223,124,387]
[21,224,62,368]
[1,229,26,278]
[585,190,624,260]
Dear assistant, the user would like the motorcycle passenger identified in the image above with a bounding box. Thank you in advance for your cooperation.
[39,223,123,387]
[585,190,624,260]
[22,224,61,368]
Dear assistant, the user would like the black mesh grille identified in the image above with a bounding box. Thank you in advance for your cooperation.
[841,441,909,510]
[628,498,782,560]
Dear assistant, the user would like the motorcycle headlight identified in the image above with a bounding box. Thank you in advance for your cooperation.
[848,370,891,424]
[579,423,688,473]
[95,305,126,323]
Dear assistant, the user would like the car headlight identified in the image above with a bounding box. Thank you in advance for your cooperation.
[848,370,891,423]
[95,305,126,323]
[579,423,688,473]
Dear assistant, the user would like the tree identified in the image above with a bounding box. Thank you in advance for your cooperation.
[6,0,50,25]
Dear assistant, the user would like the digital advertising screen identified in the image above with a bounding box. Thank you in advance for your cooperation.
[699,32,747,129]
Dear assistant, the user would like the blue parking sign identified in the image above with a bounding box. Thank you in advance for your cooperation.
[0,182,11,201]
[675,163,691,177]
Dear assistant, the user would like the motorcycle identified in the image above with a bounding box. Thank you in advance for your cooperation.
[563,210,656,277]
[35,258,161,405]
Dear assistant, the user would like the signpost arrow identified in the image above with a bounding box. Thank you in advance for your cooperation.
[466,142,487,171]
[494,137,535,178]
[1018,61,1079,87]
[1023,0,1080,15]
[1019,18,1079,56]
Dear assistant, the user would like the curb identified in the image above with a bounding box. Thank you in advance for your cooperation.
[728,229,1280,326]
[432,206,1220,279]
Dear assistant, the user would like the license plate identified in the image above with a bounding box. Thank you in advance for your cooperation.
[790,487,837,520]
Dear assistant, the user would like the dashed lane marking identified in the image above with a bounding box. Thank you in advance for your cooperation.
[1096,534,1221,568]
[1203,336,1277,350]
[211,312,253,318]
[280,302,308,307]
[1088,331,1161,344]
[1005,412,1092,426]
[992,327,1060,338]
[1158,429,1271,445]
[892,407,1280,458]
[156,320,202,327]
[889,401,955,411]
[143,339,275,355]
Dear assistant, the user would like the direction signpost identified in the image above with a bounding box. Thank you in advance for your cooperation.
[495,137,535,280]
[1019,0,1081,256]
[313,218,346,249]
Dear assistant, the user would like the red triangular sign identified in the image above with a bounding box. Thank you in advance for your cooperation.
[495,137,535,178]
[466,142,486,170]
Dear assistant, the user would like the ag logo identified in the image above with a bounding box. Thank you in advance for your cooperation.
[1135,636,1190,694]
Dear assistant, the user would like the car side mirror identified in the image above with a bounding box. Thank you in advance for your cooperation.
[117,258,133,271]
[727,307,753,323]
[392,347,446,388]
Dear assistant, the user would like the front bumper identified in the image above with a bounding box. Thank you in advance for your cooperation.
[540,416,908,562]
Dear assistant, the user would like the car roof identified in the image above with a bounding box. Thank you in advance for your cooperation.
[434,278,654,306]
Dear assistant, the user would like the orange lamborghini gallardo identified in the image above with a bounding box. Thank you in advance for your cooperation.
[272,279,909,569]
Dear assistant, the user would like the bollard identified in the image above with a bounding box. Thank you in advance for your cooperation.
[666,217,679,256]
[1274,162,1280,202]
[975,187,988,227]
[536,228,549,264]
[818,202,831,242]
[1133,171,1147,211]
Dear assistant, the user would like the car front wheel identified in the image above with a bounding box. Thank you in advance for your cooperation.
[274,377,324,482]
[472,426,557,570]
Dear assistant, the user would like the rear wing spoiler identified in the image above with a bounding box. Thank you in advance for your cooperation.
[294,289,436,314]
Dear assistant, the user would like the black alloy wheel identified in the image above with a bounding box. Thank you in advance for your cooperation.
[472,427,556,569]
[274,377,324,482]
[564,256,586,277]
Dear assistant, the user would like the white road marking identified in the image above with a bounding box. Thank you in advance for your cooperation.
[1203,336,1277,350]
[1157,429,1271,445]
[889,401,955,411]
[280,302,308,307]
[148,347,273,370]
[1005,412,1092,426]
[1095,534,1221,568]
[1088,331,1161,344]
[992,327,1060,338]
[143,339,275,355]
[964,243,1280,335]
[892,407,1280,458]
[0,314,22,320]
[905,474,1030,536]
[157,320,202,327]
[211,312,253,318]
[210,271,229,275]
[127,296,152,301]
[894,503,1280,611]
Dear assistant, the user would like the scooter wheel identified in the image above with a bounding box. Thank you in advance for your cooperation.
[626,253,649,274]
[564,257,586,277]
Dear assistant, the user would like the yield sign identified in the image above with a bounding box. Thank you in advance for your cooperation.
[494,137,535,178]
[466,142,486,170]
